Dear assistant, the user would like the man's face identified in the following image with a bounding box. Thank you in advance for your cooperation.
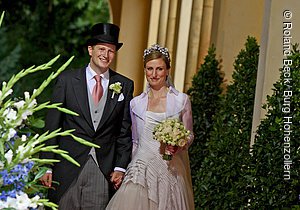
[88,43,116,73]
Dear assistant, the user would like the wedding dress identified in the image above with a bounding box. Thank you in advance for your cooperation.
[106,111,194,210]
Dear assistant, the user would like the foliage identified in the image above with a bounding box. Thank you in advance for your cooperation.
[0,29,21,83]
[194,37,259,209]
[0,12,99,210]
[187,45,224,207]
[0,0,109,102]
[247,44,300,209]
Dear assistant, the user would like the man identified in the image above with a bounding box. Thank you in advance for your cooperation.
[40,23,133,209]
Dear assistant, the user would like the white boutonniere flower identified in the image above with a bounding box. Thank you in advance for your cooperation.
[109,82,122,99]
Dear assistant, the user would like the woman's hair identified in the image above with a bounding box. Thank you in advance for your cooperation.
[143,44,171,69]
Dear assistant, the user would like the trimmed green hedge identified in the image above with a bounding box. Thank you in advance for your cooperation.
[247,44,300,209]
[187,45,224,208]
[190,37,300,209]
[191,37,259,209]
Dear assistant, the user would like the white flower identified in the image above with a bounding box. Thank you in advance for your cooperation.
[21,135,27,141]
[109,82,122,99]
[178,139,187,147]
[0,161,4,169]
[21,109,33,120]
[15,119,23,126]
[0,191,41,209]
[28,98,37,108]
[5,149,13,164]
[7,128,17,140]
[17,144,33,160]
[17,145,27,159]
[29,194,40,208]
[24,91,30,100]
[16,192,32,210]
[14,192,38,210]
[14,100,26,109]
[0,200,6,209]
[4,108,17,121]
[4,196,16,209]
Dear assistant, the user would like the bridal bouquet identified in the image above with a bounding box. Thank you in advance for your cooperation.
[153,118,190,160]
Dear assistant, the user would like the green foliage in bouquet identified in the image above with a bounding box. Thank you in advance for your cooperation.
[0,12,99,210]
[195,37,259,209]
[187,45,224,207]
[247,44,300,209]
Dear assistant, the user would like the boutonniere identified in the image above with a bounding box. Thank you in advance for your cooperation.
[109,82,122,99]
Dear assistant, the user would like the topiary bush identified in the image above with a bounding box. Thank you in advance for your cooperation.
[187,45,224,208]
[247,44,300,209]
[195,36,259,209]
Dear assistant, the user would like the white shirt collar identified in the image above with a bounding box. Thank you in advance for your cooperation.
[87,64,110,81]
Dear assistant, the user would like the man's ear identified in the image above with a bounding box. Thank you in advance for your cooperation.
[87,46,93,56]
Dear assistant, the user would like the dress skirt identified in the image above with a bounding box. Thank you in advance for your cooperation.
[106,111,194,210]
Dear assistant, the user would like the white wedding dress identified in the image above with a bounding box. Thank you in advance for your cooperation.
[106,111,194,210]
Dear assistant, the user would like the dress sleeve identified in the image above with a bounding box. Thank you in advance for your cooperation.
[130,100,139,157]
[182,95,194,147]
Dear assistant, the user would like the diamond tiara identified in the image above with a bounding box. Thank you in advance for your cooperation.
[143,44,170,62]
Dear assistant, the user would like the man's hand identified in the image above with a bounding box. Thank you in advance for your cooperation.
[40,173,52,188]
[110,171,125,190]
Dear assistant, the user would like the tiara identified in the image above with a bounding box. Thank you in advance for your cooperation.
[143,44,170,62]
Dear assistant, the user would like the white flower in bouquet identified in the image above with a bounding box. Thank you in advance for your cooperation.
[153,118,190,160]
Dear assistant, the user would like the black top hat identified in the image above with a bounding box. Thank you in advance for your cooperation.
[87,23,123,50]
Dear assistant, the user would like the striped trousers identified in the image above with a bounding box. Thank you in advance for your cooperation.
[58,156,109,210]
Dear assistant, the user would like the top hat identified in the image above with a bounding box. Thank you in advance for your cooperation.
[87,23,123,50]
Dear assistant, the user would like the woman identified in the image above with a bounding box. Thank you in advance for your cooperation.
[106,44,194,210]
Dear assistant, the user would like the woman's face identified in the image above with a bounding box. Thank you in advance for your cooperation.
[145,58,169,89]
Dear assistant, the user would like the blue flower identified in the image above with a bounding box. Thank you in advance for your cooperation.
[0,161,34,201]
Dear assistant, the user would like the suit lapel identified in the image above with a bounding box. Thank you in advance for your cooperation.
[97,69,119,130]
[72,68,94,133]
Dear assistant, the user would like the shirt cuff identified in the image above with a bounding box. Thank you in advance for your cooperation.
[46,169,52,174]
[114,167,126,173]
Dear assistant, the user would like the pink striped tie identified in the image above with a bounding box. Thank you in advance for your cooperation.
[92,75,103,105]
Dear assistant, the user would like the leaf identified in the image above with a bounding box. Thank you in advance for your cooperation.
[29,117,45,129]
[34,167,49,180]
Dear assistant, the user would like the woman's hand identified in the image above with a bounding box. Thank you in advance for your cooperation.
[165,145,179,155]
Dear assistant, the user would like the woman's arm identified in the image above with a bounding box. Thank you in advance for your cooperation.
[182,95,194,147]
[130,100,139,157]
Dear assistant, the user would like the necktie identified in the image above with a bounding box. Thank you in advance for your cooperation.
[92,75,103,105]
